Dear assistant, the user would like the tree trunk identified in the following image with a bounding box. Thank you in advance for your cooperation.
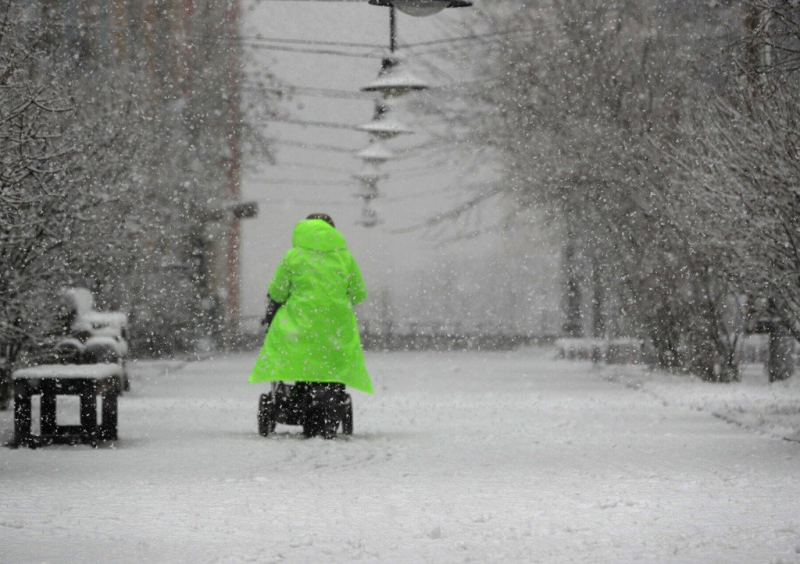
[768,323,795,382]
[562,221,583,338]
[592,258,605,339]
[0,364,10,411]
[0,342,22,411]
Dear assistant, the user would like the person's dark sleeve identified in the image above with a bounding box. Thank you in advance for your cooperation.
[261,295,282,330]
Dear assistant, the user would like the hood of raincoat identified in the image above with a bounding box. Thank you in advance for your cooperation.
[292,219,347,253]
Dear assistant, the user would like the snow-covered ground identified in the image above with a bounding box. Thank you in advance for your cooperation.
[1,349,799,563]
[603,362,800,444]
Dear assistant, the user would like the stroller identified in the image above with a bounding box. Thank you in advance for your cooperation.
[258,381,353,439]
[256,297,355,439]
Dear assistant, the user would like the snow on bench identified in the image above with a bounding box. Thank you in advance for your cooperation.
[13,363,122,380]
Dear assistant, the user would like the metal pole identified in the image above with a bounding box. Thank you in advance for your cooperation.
[225,0,243,349]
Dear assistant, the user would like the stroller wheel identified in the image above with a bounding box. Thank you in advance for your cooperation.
[342,400,353,435]
[258,393,276,436]
[321,419,338,440]
[303,407,337,439]
[303,384,340,439]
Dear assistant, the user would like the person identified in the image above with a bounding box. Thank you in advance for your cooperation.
[249,214,373,395]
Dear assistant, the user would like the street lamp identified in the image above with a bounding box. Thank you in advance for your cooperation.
[368,0,472,17]
[268,0,473,227]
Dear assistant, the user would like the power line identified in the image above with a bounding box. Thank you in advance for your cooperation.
[253,197,352,207]
[269,136,450,161]
[190,27,543,51]
[399,27,540,50]
[271,139,358,153]
[243,85,373,100]
[190,35,380,59]
[244,79,492,102]
[382,186,462,203]
[232,40,379,59]
[194,33,385,50]
[266,161,354,174]
[249,178,355,187]
[259,117,362,131]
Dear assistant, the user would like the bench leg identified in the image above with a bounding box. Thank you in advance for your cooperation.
[100,391,118,441]
[13,380,33,448]
[79,382,98,445]
[40,380,57,437]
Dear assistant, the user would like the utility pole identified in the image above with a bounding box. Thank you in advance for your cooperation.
[390,5,396,53]
[224,0,243,348]
[745,3,794,381]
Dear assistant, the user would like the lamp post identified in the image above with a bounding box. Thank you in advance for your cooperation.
[354,4,436,226]
[265,0,473,227]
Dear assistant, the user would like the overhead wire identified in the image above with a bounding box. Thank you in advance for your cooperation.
[271,139,358,153]
[205,34,385,49]
[252,197,353,207]
[258,117,362,130]
[189,26,545,51]
[264,161,354,174]
[222,39,379,58]
[249,178,354,186]
[242,85,373,100]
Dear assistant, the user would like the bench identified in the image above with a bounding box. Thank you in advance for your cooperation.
[11,364,122,448]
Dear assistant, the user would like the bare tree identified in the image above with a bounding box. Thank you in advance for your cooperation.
[672,2,799,381]
[420,0,745,378]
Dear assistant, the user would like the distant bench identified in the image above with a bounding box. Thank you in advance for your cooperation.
[11,364,122,448]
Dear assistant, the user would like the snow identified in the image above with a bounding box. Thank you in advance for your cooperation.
[85,336,129,358]
[63,288,95,315]
[1,349,799,563]
[602,361,800,444]
[73,311,129,336]
[12,363,122,380]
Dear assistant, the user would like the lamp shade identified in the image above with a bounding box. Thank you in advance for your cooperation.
[357,116,413,139]
[353,162,385,183]
[368,0,473,16]
[353,184,381,201]
[361,56,429,97]
[356,141,394,163]
[356,205,381,228]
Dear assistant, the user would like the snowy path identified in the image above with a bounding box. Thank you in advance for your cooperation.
[1,349,799,563]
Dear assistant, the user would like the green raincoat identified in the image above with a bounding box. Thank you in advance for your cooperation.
[249,219,373,394]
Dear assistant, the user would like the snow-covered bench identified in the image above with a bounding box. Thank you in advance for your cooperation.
[11,364,122,448]
[555,338,607,361]
[605,339,644,364]
[555,338,644,364]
